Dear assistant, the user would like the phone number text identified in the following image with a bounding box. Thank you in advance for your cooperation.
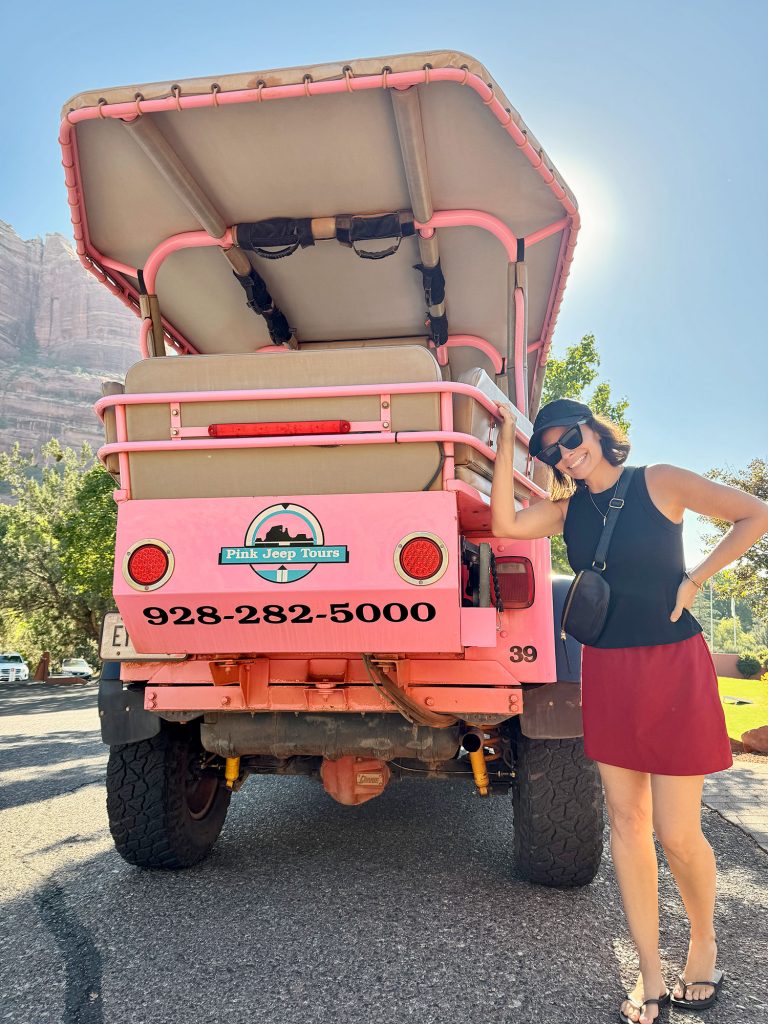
[142,602,437,626]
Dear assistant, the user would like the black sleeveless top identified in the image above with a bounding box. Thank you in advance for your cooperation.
[563,465,703,648]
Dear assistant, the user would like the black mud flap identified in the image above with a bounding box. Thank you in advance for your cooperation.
[98,674,160,746]
[519,681,583,739]
[519,576,584,740]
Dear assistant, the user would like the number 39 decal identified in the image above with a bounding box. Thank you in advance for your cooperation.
[509,645,538,663]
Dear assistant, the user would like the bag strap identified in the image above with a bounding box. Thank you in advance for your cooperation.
[592,466,635,572]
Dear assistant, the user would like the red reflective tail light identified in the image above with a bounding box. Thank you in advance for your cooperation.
[123,540,174,591]
[395,533,449,585]
[208,420,351,438]
[494,556,535,608]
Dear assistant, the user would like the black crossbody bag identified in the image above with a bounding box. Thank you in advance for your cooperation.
[560,466,635,647]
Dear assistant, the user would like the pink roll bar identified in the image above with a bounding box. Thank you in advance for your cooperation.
[415,211,518,262]
[436,335,504,375]
[59,63,578,394]
[136,213,525,388]
[96,377,545,500]
[100,429,497,459]
[143,228,234,293]
[197,335,503,374]
[96,379,512,424]
[139,318,151,360]
[98,430,545,502]
[523,218,570,248]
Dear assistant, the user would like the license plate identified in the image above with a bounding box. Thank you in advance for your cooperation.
[100,612,184,661]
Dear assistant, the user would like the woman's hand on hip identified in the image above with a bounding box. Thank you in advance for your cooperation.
[670,576,699,622]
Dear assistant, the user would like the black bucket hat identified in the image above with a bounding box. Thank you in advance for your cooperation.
[529,399,593,458]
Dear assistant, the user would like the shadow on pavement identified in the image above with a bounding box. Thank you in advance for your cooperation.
[0,683,98,717]
[3,777,765,1024]
[2,731,103,771]
[0,726,105,813]
[0,762,105,812]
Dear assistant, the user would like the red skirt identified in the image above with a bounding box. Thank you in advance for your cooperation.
[581,632,733,776]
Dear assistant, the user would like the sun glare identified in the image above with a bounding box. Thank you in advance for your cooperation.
[558,158,622,284]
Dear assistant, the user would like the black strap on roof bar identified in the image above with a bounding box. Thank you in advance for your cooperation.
[413,261,446,307]
[336,210,415,259]
[414,261,448,347]
[235,219,314,260]
[425,312,448,347]
[233,210,449,344]
[232,266,291,345]
[235,211,416,260]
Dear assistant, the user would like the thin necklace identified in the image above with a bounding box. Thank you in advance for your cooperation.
[587,468,624,526]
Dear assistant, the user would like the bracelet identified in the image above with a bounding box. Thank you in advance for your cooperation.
[684,570,703,589]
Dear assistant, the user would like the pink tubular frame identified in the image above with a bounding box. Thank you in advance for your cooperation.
[96,379,546,500]
[133,207,559,410]
[252,335,503,374]
[59,63,578,408]
[431,334,504,374]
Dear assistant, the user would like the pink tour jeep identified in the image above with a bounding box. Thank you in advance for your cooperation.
[60,50,601,885]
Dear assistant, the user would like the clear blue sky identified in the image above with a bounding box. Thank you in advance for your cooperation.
[2,0,767,562]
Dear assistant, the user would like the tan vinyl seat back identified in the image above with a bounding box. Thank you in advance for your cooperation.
[452,367,533,504]
[101,380,124,480]
[118,346,444,499]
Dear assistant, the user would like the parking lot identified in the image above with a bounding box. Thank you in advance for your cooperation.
[1,682,766,1024]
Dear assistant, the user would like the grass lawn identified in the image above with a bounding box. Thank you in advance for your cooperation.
[717,676,768,741]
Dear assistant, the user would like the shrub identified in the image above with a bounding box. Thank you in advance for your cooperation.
[745,647,768,671]
[737,653,762,678]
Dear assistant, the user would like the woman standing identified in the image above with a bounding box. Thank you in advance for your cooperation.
[490,398,768,1024]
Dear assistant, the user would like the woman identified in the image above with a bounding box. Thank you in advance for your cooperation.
[490,398,768,1024]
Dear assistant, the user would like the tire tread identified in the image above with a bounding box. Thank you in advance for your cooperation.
[106,726,230,870]
[512,732,603,887]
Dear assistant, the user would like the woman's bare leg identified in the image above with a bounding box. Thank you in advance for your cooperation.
[651,774,719,1004]
[598,763,666,1024]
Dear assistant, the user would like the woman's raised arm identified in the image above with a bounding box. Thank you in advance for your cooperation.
[490,404,566,540]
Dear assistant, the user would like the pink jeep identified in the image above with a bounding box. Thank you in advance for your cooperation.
[61,50,601,884]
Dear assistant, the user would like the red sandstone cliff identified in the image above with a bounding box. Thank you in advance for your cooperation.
[0,221,137,454]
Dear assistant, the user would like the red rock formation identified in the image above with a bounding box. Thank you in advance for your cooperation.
[741,726,768,754]
[0,221,138,455]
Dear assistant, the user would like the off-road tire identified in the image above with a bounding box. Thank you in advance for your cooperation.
[511,731,603,887]
[106,723,231,869]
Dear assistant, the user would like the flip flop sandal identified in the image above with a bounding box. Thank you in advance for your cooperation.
[619,989,670,1023]
[670,969,725,1010]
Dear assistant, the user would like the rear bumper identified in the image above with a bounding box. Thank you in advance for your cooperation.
[139,668,523,719]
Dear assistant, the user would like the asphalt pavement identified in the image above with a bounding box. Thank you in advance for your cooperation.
[1,683,766,1024]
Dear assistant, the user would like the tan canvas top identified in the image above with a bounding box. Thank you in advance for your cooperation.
[62,50,577,416]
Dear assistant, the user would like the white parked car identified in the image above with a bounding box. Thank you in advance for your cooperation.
[0,652,30,683]
[61,657,94,680]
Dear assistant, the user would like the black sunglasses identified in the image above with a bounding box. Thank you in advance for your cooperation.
[535,420,587,467]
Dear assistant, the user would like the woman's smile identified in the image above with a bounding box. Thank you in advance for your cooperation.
[566,451,588,470]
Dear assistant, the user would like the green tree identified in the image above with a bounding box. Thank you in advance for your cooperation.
[713,617,750,655]
[541,335,630,574]
[541,334,630,431]
[0,441,116,666]
[690,570,754,645]
[700,458,768,623]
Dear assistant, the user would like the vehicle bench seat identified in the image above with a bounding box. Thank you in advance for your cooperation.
[105,346,443,499]
[101,347,533,504]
